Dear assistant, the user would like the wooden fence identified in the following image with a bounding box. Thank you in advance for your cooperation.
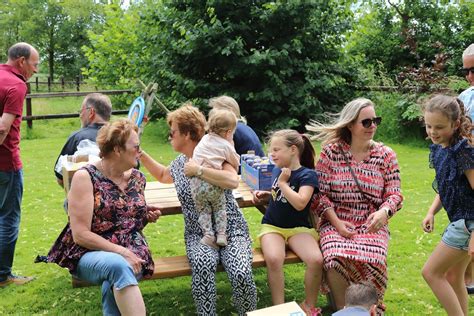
[23,88,133,128]
[32,76,87,92]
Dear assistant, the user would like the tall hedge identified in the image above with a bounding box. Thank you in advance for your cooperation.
[86,1,360,135]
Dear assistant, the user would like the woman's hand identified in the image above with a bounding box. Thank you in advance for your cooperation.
[366,209,388,233]
[146,205,161,223]
[120,248,146,275]
[184,159,199,177]
[278,168,291,184]
[252,190,270,204]
[422,214,434,233]
[334,220,356,238]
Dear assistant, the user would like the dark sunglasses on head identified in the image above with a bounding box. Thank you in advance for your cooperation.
[461,67,474,76]
[361,117,382,128]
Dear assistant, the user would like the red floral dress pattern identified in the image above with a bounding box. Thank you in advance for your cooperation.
[313,140,403,307]
[47,165,154,277]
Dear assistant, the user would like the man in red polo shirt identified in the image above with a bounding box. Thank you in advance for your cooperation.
[0,42,39,287]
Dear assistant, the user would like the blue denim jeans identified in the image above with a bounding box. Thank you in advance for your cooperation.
[75,251,141,316]
[0,169,23,281]
[442,218,474,251]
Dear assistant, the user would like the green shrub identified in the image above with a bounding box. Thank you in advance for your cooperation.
[142,118,170,144]
[365,91,427,144]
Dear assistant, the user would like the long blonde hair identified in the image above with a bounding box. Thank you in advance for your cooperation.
[306,98,375,145]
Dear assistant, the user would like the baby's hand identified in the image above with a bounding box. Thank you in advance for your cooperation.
[422,214,434,233]
[184,159,199,177]
[278,168,291,183]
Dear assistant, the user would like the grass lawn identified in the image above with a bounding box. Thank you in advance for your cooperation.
[0,118,472,315]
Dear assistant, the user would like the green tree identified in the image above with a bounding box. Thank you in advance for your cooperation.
[348,1,474,77]
[87,0,358,133]
[83,3,141,88]
[0,0,105,79]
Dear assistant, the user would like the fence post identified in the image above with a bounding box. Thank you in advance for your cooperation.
[76,76,80,91]
[35,77,39,91]
[26,83,32,129]
[47,77,51,92]
[61,76,65,91]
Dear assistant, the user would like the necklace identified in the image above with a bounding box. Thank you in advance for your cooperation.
[100,160,125,186]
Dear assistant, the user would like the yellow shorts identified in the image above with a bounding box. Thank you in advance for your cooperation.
[256,224,318,247]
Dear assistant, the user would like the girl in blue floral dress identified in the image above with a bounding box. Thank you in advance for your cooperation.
[421,95,474,316]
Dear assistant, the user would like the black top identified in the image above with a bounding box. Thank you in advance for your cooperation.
[262,166,319,228]
[53,123,105,180]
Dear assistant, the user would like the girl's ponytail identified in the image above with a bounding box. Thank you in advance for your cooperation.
[300,134,316,169]
[269,130,316,169]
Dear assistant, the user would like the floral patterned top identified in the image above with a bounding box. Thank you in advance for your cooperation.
[47,164,154,277]
[430,138,474,222]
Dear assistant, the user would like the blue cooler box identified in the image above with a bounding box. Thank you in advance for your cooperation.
[241,158,275,191]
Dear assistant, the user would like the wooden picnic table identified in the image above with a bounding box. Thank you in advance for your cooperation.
[72,177,300,288]
[144,177,265,215]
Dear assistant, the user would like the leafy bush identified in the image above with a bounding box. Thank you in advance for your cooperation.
[366,91,426,145]
[85,1,361,135]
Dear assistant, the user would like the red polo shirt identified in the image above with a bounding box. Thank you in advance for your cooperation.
[0,64,27,171]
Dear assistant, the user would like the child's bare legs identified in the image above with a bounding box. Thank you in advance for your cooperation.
[326,268,349,310]
[261,233,286,305]
[446,259,470,315]
[288,233,323,309]
[464,261,473,285]
[465,235,474,290]
[422,242,471,315]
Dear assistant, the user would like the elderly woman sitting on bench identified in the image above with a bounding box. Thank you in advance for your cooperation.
[47,119,160,316]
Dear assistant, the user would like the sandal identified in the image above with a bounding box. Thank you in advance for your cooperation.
[299,301,322,316]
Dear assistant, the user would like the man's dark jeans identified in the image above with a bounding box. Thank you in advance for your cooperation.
[0,169,23,281]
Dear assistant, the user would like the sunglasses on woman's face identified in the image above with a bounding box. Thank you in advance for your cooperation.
[461,67,474,76]
[360,117,382,128]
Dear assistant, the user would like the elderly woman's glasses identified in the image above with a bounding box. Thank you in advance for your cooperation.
[461,67,474,76]
[361,117,382,128]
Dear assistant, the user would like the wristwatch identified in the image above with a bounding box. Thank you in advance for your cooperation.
[196,166,203,177]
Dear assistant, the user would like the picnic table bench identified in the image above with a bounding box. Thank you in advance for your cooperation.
[72,178,302,288]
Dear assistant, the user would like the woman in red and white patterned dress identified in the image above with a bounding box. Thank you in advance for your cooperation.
[307,98,403,314]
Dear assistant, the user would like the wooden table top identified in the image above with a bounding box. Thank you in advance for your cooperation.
[145,178,262,216]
